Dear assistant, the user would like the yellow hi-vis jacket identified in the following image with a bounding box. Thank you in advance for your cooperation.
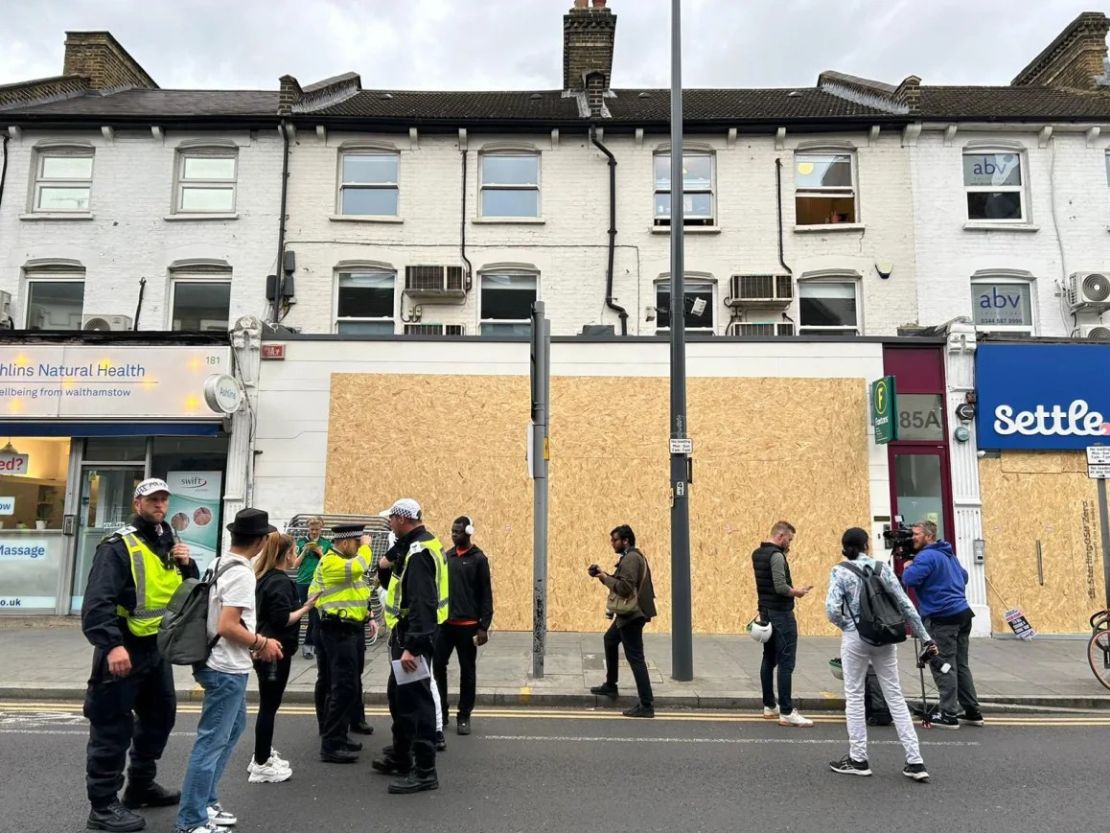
[114,529,184,637]
[383,532,449,629]
[309,546,372,622]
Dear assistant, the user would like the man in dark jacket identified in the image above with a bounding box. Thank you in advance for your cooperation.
[902,520,983,729]
[588,524,657,718]
[751,520,814,727]
[81,478,198,832]
[433,515,493,740]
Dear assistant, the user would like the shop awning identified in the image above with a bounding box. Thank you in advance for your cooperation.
[0,422,222,437]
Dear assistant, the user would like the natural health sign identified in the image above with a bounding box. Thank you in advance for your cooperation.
[871,375,897,444]
[0,345,231,420]
[976,344,1110,450]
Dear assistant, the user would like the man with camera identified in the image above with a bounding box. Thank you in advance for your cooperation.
[588,525,656,718]
[901,520,983,729]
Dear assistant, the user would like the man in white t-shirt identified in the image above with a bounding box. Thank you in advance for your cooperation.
[174,509,281,833]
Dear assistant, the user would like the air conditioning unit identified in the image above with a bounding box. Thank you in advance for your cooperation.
[1071,323,1110,341]
[403,323,465,336]
[1067,272,1110,310]
[82,314,133,332]
[728,321,796,337]
[404,265,466,301]
[726,274,793,306]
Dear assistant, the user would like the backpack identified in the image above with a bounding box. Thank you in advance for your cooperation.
[838,561,907,647]
[157,558,249,665]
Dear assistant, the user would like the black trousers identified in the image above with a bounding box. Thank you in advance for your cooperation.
[314,619,361,752]
[350,629,367,728]
[83,645,176,808]
[253,653,293,765]
[386,636,437,774]
[433,623,479,723]
[603,617,654,706]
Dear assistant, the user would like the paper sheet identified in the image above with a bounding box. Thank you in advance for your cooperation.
[391,656,432,685]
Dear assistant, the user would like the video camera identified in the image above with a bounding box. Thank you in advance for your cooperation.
[881,518,915,561]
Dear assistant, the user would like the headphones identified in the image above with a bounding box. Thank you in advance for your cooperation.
[462,516,475,537]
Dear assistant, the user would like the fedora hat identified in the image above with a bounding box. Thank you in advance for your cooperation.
[226,507,277,537]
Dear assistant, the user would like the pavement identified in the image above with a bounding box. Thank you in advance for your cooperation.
[1,617,1106,712]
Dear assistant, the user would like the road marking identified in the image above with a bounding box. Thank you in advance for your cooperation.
[483,734,979,746]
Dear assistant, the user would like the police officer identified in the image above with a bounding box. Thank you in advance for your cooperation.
[82,478,198,832]
[371,498,448,794]
[310,524,378,763]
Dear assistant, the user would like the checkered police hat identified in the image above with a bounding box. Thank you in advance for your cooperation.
[134,478,171,498]
[387,498,422,521]
[331,524,366,541]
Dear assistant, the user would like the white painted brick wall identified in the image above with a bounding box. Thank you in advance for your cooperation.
[0,128,283,329]
[911,129,1110,337]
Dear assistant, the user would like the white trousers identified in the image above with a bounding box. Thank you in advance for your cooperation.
[840,629,923,765]
[431,668,443,732]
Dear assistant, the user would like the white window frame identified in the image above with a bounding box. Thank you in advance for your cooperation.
[168,275,233,332]
[32,146,94,214]
[174,148,238,214]
[653,275,716,334]
[334,268,397,335]
[797,274,861,336]
[969,270,1037,336]
[478,150,541,219]
[962,146,1027,224]
[337,149,400,217]
[24,276,85,330]
[653,150,716,227]
[793,149,858,227]
[479,269,539,335]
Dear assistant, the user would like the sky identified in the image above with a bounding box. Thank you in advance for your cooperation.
[0,0,1104,92]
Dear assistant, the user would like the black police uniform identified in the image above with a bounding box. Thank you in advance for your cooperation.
[81,516,198,811]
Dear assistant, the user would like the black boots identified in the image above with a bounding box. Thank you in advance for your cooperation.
[121,782,180,809]
[87,800,145,832]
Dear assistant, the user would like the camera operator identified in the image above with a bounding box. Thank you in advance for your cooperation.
[901,520,983,729]
[587,525,656,718]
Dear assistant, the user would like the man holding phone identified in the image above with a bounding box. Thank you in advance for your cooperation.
[751,521,814,728]
[294,517,330,659]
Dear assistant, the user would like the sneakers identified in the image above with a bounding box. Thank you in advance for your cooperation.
[121,781,180,809]
[903,762,930,782]
[247,758,292,784]
[779,709,814,727]
[927,712,960,729]
[958,710,985,726]
[176,825,229,833]
[622,703,655,718]
[828,755,872,776]
[762,705,780,720]
[590,682,619,698]
[456,716,471,735]
[246,749,291,774]
[87,800,146,832]
[207,805,237,827]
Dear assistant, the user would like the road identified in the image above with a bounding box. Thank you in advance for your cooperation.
[0,701,1102,833]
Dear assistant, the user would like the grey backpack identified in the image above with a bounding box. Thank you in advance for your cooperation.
[157,559,248,665]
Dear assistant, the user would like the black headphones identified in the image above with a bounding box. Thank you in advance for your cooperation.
[463,516,475,536]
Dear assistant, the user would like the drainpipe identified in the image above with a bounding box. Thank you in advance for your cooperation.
[273,119,291,324]
[460,147,473,292]
[774,158,793,277]
[590,126,627,335]
[0,134,9,214]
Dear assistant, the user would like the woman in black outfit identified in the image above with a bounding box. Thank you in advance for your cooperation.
[248,533,318,783]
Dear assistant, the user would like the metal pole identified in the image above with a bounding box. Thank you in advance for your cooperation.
[669,0,693,682]
[531,302,550,678]
[1098,475,1110,611]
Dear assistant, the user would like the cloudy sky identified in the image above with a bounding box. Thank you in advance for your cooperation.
[0,0,1102,91]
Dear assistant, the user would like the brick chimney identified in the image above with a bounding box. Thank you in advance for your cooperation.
[63,31,158,92]
[1011,11,1109,90]
[563,0,617,95]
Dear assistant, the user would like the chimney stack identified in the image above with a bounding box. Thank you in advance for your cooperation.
[1011,11,1109,91]
[63,32,157,92]
[563,0,616,100]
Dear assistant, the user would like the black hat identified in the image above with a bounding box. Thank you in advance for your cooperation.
[331,523,366,541]
[226,508,277,537]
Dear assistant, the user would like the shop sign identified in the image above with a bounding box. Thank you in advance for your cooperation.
[0,345,230,420]
[0,540,49,560]
[0,452,29,473]
[202,374,244,415]
[976,344,1110,450]
[167,471,223,574]
[0,497,13,515]
[871,376,897,444]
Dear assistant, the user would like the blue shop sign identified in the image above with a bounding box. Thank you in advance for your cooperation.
[976,343,1110,450]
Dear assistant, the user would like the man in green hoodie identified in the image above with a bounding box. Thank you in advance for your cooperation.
[294,517,330,659]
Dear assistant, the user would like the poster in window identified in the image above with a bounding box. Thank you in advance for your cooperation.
[167,471,222,573]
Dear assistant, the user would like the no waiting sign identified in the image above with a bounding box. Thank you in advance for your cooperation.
[1088,447,1110,479]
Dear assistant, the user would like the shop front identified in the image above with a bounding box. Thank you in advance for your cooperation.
[0,339,239,615]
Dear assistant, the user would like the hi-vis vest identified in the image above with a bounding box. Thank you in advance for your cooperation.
[309,547,372,622]
[383,532,449,629]
[113,529,185,637]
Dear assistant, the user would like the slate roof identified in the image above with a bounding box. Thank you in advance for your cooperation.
[3,88,279,118]
[918,86,1110,120]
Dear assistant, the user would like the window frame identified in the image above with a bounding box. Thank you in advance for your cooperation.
[32,146,94,214]
[962,147,1027,224]
[24,276,86,330]
[337,149,400,217]
[969,271,1037,336]
[653,275,717,334]
[334,267,397,335]
[174,147,238,214]
[167,275,233,332]
[793,149,858,227]
[478,150,541,219]
[479,269,539,336]
[653,150,716,227]
[796,276,861,336]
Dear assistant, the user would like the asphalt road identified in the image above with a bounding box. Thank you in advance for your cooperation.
[0,701,1102,833]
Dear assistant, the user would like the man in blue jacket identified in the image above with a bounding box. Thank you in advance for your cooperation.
[902,520,983,729]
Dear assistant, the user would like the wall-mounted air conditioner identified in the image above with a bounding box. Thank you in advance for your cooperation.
[404,265,467,301]
[1067,271,1110,310]
[1071,323,1110,341]
[726,274,793,306]
[728,321,795,337]
[82,314,133,332]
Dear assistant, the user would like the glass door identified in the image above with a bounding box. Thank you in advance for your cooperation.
[890,446,953,543]
[69,466,145,612]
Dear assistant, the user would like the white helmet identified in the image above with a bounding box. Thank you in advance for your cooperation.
[747,617,773,643]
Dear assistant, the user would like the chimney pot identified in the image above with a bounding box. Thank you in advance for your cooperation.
[563,0,617,93]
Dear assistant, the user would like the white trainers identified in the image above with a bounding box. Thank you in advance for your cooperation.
[762,706,780,720]
[248,758,293,783]
[207,804,237,826]
[247,749,291,774]
[778,709,814,728]
[177,824,228,833]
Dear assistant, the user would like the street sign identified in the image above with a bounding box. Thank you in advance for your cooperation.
[1088,447,1110,479]
[261,343,286,360]
[1089,464,1110,479]
[669,438,693,455]
[871,376,897,444]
